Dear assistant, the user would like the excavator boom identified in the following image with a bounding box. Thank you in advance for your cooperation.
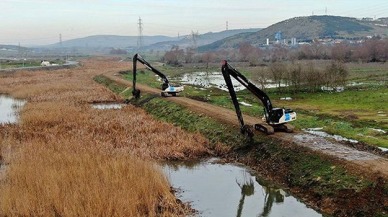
[221,60,296,135]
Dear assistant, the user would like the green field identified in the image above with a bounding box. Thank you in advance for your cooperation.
[124,60,388,148]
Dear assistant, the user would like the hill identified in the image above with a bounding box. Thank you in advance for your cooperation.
[146,28,261,50]
[199,15,388,51]
[46,35,180,48]
[44,29,261,51]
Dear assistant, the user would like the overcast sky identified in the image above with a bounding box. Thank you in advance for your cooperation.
[1,0,388,46]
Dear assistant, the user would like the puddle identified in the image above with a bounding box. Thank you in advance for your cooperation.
[303,128,358,143]
[178,71,244,91]
[0,95,26,124]
[177,72,285,91]
[369,128,387,134]
[348,82,365,86]
[239,102,253,107]
[163,159,324,217]
[91,103,124,110]
[379,147,388,152]
[321,86,344,92]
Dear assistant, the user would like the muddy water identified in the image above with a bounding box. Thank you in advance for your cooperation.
[163,159,325,217]
[177,72,282,91]
[0,95,26,124]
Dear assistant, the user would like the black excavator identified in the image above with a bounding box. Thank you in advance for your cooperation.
[221,60,296,136]
[132,53,184,99]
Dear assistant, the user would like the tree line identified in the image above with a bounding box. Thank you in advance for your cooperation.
[258,61,349,94]
[159,37,388,94]
[163,36,388,66]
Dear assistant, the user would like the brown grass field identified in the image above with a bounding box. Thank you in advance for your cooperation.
[0,58,213,216]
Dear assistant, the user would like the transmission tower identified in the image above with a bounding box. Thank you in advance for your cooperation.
[226,21,228,30]
[190,30,199,48]
[59,34,62,47]
[137,17,143,50]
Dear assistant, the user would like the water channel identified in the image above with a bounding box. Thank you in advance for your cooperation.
[0,95,26,124]
[163,159,325,217]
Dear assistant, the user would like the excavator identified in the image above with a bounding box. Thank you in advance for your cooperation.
[221,60,296,136]
[132,53,184,98]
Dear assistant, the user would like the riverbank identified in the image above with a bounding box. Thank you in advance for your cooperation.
[96,73,388,217]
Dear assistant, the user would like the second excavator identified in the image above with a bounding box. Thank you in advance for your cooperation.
[221,60,296,136]
[132,53,184,98]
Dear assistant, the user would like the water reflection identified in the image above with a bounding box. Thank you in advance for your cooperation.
[236,174,255,217]
[0,95,26,124]
[257,179,285,217]
[162,159,324,217]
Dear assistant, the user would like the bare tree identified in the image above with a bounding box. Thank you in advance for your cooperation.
[239,42,261,65]
[303,62,322,93]
[252,67,269,91]
[289,62,302,93]
[331,42,352,62]
[269,62,287,93]
[185,47,196,63]
[271,45,288,62]
[163,45,184,66]
[201,51,215,69]
[324,60,349,90]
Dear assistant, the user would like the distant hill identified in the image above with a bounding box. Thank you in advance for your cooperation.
[146,28,261,50]
[0,44,23,50]
[199,15,388,51]
[46,35,180,48]
[44,29,261,50]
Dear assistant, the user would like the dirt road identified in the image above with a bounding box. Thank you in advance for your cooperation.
[104,72,388,177]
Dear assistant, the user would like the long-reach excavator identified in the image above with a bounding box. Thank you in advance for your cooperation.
[132,53,184,98]
[221,60,296,136]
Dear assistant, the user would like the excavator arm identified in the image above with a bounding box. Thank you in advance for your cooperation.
[221,61,254,136]
[221,60,296,135]
[132,54,183,98]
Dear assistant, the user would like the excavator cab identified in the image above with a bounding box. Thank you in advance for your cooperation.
[268,108,296,125]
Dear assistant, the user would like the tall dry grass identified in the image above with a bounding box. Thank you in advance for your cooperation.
[0,58,210,216]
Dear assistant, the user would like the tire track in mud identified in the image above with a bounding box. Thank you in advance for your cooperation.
[103,72,388,177]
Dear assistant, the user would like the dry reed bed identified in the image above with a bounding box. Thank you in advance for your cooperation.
[0,59,210,216]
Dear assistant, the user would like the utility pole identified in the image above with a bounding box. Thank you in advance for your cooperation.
[59,34,63,58]
[59,34,62,47]
[137,17,143,51]
[18,42,21,59]
[226,21,228,30]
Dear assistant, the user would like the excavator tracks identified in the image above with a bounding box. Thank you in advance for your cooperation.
[254,124,275,135]
[254,123,294,135]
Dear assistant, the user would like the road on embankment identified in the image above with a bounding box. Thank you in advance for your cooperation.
[103,71,388,178]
